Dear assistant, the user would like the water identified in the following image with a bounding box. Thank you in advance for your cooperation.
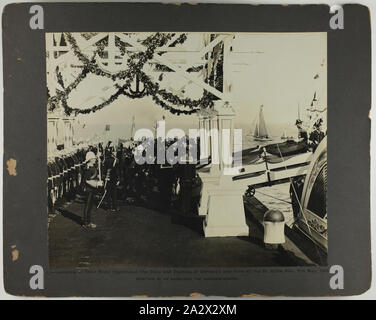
[243,134,295,227]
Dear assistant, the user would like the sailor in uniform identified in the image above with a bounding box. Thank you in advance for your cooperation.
[309,118,325,152]
[54,152,65,202]
[295,119,308,143]
[82,151,103,229]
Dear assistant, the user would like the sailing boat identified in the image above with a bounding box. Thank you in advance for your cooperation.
[281,130,294,140]
[253,105,272,141]
[281,131,288,140]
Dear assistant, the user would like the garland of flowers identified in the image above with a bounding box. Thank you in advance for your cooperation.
[52,54,136,115]
[154,63,204,73]
[214,49,223,91]
[140,71,213,110]
[114,75,149,100]
[169,34,187,47]
[149,92,198,115]
[206,41,223,98]
[81,32,98,41]
[56,66,65,89]
[157,33,188,57]
[49,32,215,116]
[114,33,188,57]
[115,36,128,56]
[64,32,173,81]
[48,67,90,112]
[187,65,204,73]
[68,32,207,113]
[61,74,199,116]
[61,87,124,115]
[95,36,108,59]
[49,33,172,112]
[154,64,173,72]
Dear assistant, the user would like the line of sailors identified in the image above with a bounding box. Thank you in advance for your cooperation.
[47,145,90,215]
[47,140,137,215]
[47,138,202,216]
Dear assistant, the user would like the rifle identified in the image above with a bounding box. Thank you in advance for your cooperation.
[96,148,106,209]
[97,156,117,209]
[97,179,108,209]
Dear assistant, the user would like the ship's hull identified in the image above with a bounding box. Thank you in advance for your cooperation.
[290,137,327,253]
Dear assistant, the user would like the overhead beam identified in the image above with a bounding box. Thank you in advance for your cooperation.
[49,33,111,68]
[48,32,233,100]
[198,35,228,58]
[118,33,230,100]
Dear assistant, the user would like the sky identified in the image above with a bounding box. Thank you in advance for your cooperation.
[47,32,327,141]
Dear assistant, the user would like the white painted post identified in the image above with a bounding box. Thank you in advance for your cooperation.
[199,101,249,237]
[209,116,220,175]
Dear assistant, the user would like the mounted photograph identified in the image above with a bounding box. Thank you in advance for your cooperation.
[46,31,327,269]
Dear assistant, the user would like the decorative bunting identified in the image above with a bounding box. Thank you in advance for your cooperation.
[48,32,219,116]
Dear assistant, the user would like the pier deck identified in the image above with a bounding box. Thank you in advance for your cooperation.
[49,197,315,269]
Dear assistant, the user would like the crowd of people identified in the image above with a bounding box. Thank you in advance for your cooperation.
[47,138,203,229]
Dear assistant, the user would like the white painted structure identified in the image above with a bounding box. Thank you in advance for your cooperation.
[47,108,75,154]
[197,101,249,237]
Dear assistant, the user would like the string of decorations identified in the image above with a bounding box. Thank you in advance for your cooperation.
[64,32,173,81]
[113,54,214,111]
[48,32,219,116]
[148,91,199,115]
[48,33,172,112]
[154,63,204,73]
[206,41,224,97]
[95,37,108,59]
[168,34,188,47]
[48,66,90,112]
[56,66,65,89]
[139,71,214,110]
[61,85,126,115]
[114,33,187,57]
[53,55,136,115]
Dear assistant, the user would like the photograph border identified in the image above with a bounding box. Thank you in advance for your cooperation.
[3,2,371,297]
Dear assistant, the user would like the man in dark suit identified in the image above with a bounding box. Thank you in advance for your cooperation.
[295,119,308,142]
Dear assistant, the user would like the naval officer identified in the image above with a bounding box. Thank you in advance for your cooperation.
[82,151,103,229]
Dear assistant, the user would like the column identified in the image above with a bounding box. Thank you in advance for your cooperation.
[202,100,248,237]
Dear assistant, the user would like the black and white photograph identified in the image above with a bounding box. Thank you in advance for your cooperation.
[46,31,328,269]
[1,0,373,299]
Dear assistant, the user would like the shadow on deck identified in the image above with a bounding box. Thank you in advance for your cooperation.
[49,197,315,269]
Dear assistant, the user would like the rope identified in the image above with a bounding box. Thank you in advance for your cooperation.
[275,143,324,264]
[256,190,292,205]
[255,189,295,226]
